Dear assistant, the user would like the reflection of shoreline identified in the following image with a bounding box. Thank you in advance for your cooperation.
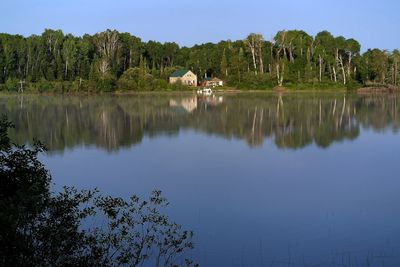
[0,94,399,152]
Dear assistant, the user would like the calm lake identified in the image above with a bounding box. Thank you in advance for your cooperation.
[2,92,400,266]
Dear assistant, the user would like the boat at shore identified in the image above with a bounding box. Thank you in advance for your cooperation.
[197,88,213,95]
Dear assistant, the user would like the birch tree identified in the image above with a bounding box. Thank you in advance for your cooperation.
[93,30,120,76]
[245,33,264,75]
[61,36,77,79]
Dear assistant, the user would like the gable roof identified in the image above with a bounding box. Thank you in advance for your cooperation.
[170,69,191,77]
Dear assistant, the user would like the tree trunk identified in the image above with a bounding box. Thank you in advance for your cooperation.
[289,44,294,63]
[65,59,68,79]
[347,53,352,79]
[258,45,264,74]
[339,55,346,85]
[251,47,257,75]
[319,55,322,82]
[335,48,339,83]
[25,54,30,78]
[276,64,280,85]
[276,63,284,86]
[270,45,274,65]
[332,66,337,83]
[283,45,287,60]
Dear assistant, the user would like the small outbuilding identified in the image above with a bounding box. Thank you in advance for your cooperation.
[169,70,197,87]
[200,77,224,87]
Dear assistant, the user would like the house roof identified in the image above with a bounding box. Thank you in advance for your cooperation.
[170,69,190,77]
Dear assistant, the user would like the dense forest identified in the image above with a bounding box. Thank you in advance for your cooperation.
[0,29,399,92]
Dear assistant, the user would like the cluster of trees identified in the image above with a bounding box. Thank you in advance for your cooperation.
[0,117,196,266]
[0,29,399,91]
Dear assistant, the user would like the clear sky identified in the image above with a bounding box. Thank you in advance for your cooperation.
[1,0,399,51]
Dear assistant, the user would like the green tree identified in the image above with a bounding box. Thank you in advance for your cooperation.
[315,31,336,83]
[42,29,64,80]
[220,49,228,77]
[245,33,264,74]
[389,49,400,85]
[363,49,388,84]
[117,67,141,90]
[93,29,120,77]
[61,35,77,80]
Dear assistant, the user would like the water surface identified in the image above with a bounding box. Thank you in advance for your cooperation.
[2,92,400,266]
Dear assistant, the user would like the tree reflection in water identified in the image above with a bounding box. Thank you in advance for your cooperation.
[1,93,399,152]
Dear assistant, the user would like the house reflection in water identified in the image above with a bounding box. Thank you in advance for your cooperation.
[198,95,224,109]
[169,96,198,113]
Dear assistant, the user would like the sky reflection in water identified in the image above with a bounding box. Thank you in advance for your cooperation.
[2,93,400,266]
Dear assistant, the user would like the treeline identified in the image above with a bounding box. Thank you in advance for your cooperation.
[0,29,399,91]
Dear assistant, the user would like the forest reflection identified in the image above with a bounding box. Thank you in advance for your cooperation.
[1,93,399,152]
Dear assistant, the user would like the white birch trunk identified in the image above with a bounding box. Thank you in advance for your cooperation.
[333,66,337,83]
[339,55,346,85]
[251,47,257,75]
[319,55,322,82]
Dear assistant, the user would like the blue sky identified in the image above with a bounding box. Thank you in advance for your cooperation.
[1,0,399,51]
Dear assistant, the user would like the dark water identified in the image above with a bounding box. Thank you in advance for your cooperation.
[2,92,400,266]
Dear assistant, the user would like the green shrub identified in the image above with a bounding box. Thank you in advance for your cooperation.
[37,79,53,93]
[153,78,168,90]
[95,74,116,92]
[4,78,19,92]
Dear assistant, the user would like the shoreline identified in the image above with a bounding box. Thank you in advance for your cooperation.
[0,86,398,97]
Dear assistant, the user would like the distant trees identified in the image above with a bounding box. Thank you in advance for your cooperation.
[390,50,400,86]
[0,29,399,91]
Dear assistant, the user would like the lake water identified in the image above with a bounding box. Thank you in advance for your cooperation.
[2,92,400,266]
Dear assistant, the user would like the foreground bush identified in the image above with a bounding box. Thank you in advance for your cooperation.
[0,116,196,267]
